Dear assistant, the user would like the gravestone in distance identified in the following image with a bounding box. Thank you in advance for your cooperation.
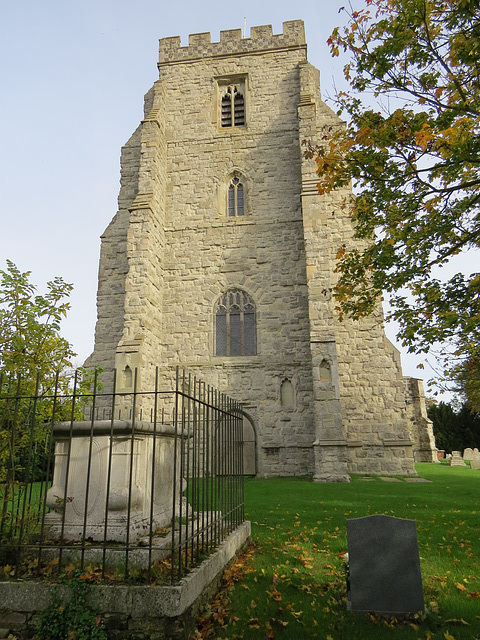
[471,449,480,470]
[450,451,467,466]
[463,447,474,461]
[347,515,425,616]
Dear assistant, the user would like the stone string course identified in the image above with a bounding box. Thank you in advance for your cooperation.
[85,20,437,480]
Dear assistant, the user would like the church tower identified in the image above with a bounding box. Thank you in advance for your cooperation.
[86,20,436,480]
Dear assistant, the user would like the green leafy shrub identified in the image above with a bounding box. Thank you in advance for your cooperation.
[37,574,106,640]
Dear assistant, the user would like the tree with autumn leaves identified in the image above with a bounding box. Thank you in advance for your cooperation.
[312,0,480,407]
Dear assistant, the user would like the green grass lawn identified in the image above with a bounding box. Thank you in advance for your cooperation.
[0,480,50,537]
[194,464,480,640]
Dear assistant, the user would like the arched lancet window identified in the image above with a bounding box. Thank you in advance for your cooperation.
[215,289,256,356]
[228,177,244,217]
[123,365,133,389]
[221,86,245,127]
[280,379,294,408]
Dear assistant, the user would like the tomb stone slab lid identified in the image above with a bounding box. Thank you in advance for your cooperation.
[51,420,189,438]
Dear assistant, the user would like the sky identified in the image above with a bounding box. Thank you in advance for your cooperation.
[0,0,441,390]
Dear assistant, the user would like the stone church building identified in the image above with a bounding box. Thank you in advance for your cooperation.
[86,20,437,481]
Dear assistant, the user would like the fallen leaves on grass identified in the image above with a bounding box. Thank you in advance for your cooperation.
[193,478,480,639]
[193,544,257,639]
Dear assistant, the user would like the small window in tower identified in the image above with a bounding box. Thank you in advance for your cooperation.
[218,81,246,128]
[228,177,244,217]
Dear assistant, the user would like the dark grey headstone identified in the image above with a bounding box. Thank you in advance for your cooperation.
[347,515,424,616]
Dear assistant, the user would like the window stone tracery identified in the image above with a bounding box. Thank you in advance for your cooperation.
[221,85,245,127]
[215,289,256,356]
[228,177,244,217]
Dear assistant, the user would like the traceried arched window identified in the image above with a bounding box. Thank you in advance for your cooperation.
[215,289,256,356]
[221,86,245,127]
[228,177,244,217]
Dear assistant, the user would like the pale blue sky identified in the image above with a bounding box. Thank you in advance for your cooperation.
[0,0,434,387]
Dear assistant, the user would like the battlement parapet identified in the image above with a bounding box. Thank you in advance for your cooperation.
[158,20,305,64]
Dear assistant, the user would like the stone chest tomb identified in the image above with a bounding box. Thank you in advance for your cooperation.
[85,20,437,480]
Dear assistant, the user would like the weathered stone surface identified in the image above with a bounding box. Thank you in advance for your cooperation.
[404,378,438,462]
[85,21,436,480]
[45,420,187,543]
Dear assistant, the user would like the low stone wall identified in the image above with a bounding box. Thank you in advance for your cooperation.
[0,521,251,640]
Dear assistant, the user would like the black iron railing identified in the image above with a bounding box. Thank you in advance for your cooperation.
[0,368,244,584]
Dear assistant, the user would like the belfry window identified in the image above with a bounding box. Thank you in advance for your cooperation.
[228,177,244,217]
[221,85,245,127]
[215,289,256,356]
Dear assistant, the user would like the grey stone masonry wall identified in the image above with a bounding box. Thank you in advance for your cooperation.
[86,20,436,479]
[404,377,438,462]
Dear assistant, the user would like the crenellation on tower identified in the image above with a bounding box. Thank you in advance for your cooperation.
[188,32,211,47]
[219,29,242,46]
[250,24,273,41]
[158,20,306,65]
